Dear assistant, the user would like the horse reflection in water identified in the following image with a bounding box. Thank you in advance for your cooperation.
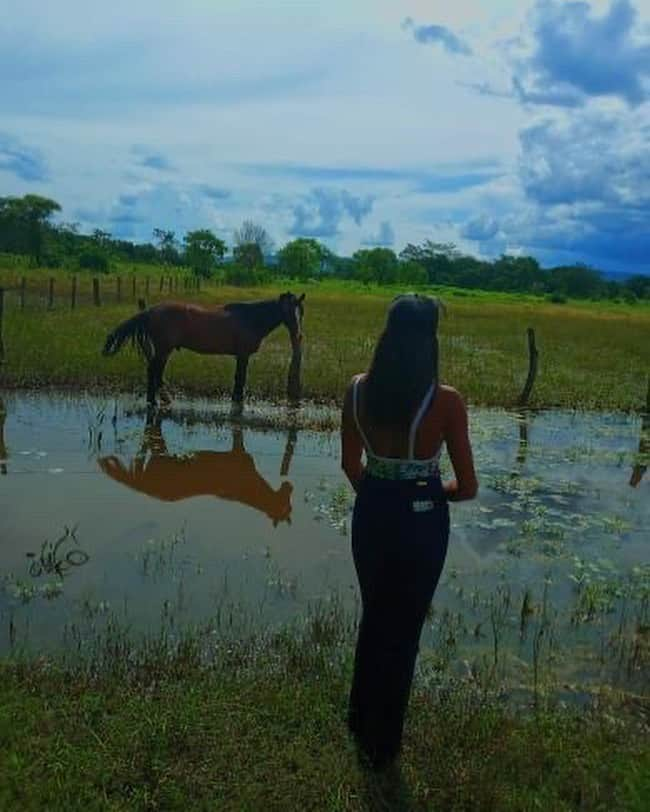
[99,416,296,527]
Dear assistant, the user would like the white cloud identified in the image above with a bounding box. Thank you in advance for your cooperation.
[0,0,648,273]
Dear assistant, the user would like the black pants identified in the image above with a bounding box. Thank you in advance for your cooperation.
[348,474,449,766]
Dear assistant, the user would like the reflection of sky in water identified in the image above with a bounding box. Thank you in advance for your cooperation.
[0,393,648,688]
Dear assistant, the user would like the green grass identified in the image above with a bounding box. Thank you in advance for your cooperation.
[1,268,649,411]
[1,616,649,812]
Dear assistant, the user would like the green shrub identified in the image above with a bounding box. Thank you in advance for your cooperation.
[78,251,109,273]
[223,264,269,286]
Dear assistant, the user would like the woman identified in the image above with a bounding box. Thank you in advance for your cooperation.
[341,293,478,769]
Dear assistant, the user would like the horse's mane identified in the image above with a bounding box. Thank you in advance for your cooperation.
[224,298,282,334]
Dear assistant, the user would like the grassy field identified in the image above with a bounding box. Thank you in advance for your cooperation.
[1,612,649,812]
[1,266,649,411]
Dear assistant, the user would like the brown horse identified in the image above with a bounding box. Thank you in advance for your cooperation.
[98,417,294,526]
[102,291,305,408]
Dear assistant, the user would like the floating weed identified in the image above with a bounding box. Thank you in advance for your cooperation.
[265,558,299,600]
[25,524,88,578]
[306,479,353,535]
[136,526,188,580]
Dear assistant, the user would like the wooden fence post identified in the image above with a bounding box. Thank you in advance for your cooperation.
[145,276,150,297]
[132,275,136,301]
[93,278,100,307]
[48,278,55,310]
[71,276,77,310]
[630,376,650,488]
[20,277,26,310]
[0,287,4,363]
[116,276,122,303]
[518,328,539,407]
[168,276,173,293]
[159,276,164,293]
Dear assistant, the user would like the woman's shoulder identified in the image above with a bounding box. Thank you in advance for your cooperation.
[343,373,366,409]
[346,372,367,391]
[436,384,467,413]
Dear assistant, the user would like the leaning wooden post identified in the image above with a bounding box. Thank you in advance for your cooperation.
[0,287,5,363]
[287,339,303,404]
[159,275,164,293]
[630,376,650,488]
[93,278,100,307]
[47,277,55,309]
[168,276,173,293]
[0,396,6,474]
[71,275,77,310]
[19,277,26,310]
[518,328,539,407]
[280,426,297,477]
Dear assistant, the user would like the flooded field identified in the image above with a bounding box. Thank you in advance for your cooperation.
[1,392,648,696]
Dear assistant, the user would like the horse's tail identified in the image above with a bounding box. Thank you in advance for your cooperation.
[102,311,153,359]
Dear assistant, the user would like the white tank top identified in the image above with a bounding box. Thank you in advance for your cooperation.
[352,375,441,480]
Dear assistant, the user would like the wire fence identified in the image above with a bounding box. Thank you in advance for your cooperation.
[0,272,201,312]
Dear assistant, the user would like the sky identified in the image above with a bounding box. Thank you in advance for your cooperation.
[1,0,649,273]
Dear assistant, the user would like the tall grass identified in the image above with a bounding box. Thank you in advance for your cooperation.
[1,604,648,811]
[1,269,649,411]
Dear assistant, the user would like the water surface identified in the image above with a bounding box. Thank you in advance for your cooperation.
[1,392,648,691]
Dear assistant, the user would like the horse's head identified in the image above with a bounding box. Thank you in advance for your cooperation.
[270,481,294,527]
[278,292,305,345]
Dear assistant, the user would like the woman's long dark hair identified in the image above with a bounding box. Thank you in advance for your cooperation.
[364,294,440,428]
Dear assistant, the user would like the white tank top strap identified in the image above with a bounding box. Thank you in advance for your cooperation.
[352,375,375,456]
[407,382,436,459]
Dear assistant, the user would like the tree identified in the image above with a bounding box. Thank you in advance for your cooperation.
[277,238,324,280]
[233,220,273,269]
[352,248,399,285]
[548,264,604,299]
[491,255,545,292]
[399,241,460,285]
[153,228,181,265]
[397,260,427,286]
[0,194,61,265]
[624,274,650,300]
[183,229,227,278]
[91,229,112,248]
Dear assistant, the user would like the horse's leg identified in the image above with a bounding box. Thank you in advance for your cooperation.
[157,353,172,406]
[146,360,159,407]
[147,352,170,408]
[231,425,245,453]
[231,355,249,412]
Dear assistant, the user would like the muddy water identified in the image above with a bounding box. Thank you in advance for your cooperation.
[1,392,648,688]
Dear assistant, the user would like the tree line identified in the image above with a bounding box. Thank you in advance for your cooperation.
[1,194,648,301]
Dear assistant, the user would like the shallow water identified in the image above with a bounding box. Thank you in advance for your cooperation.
[1,392,648,690]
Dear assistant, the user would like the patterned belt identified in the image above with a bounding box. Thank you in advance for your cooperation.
[366,456,440,481]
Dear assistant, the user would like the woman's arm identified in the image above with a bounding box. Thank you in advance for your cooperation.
[443,389,478,502]
[341,380,365,491]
